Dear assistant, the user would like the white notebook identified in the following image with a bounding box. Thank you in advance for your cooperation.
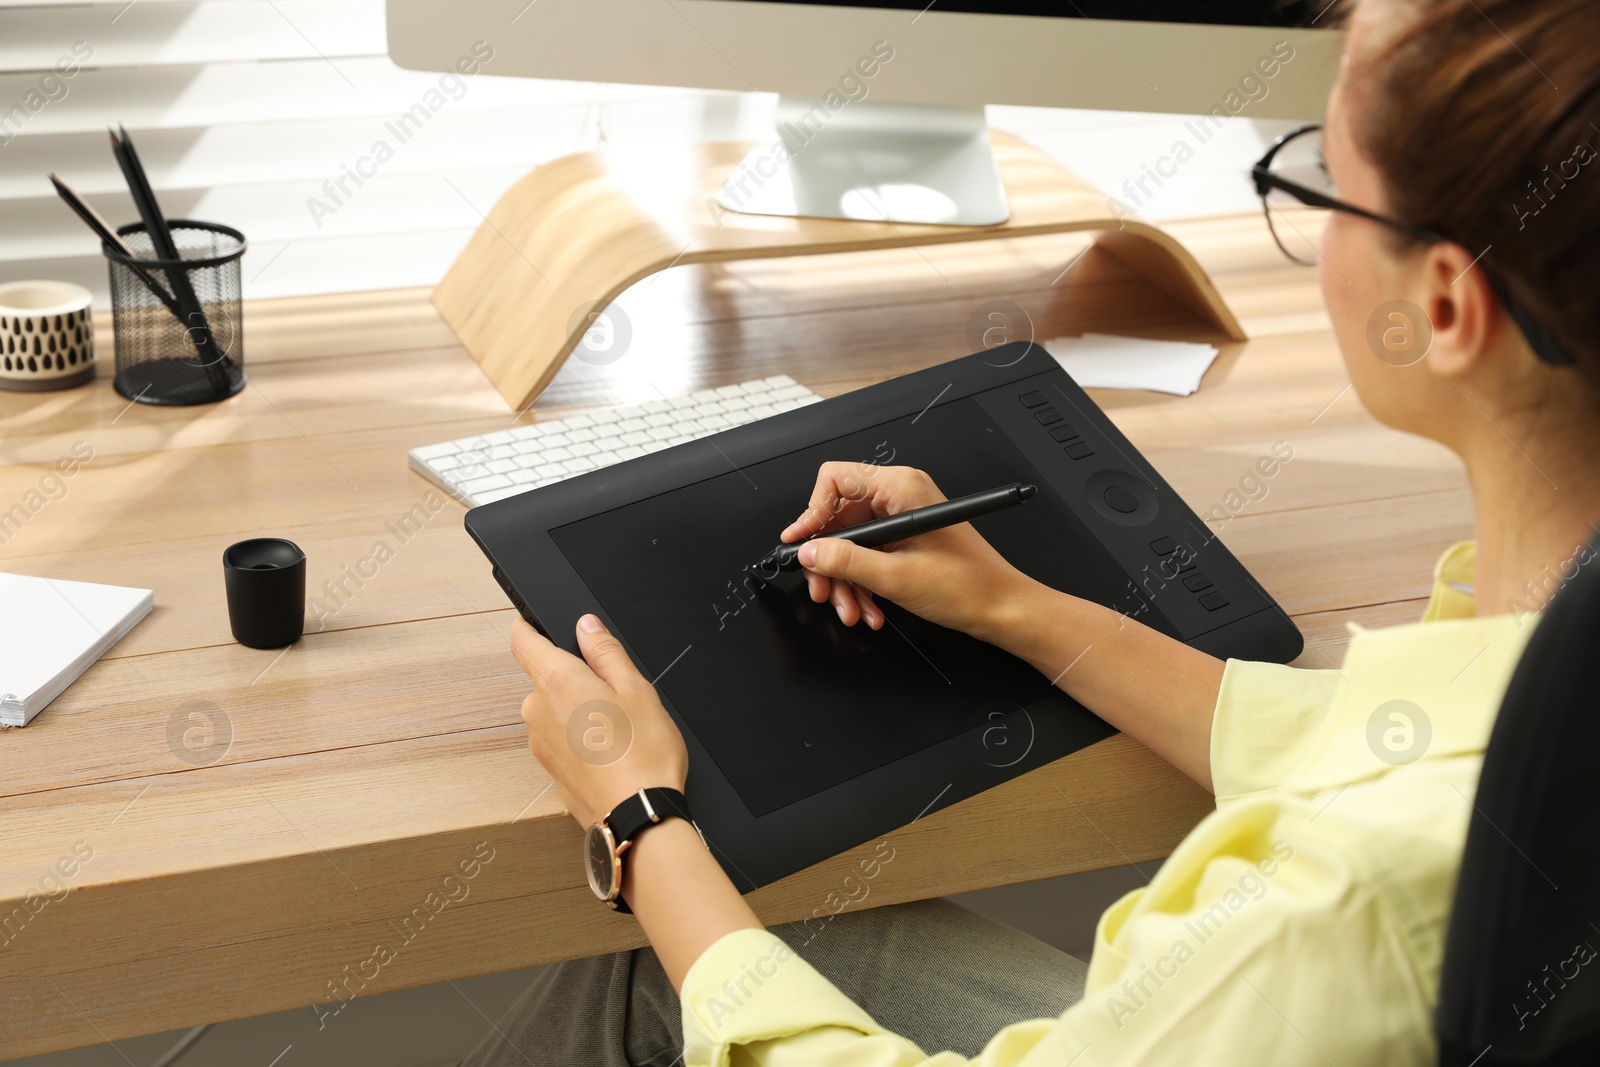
[0,573,153,727]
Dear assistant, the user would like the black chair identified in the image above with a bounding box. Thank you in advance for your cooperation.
[1435,535,1600,1065]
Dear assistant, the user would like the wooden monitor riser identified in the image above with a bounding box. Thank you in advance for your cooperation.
[432,130,1246,412]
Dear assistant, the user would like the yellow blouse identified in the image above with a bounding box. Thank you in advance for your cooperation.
[679,542,1538,1066]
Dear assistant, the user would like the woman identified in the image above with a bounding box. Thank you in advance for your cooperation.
[467,0,1600,1062]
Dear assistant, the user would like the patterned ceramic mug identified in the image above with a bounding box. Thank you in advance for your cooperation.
[0,280,95,392]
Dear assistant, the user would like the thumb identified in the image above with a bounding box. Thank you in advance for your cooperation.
[800,537,896,596]
[574,613,646,692]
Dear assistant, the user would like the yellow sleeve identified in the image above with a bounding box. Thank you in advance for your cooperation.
[681,802,1434,1067]
[680,927,1007,1067]
[1209,659,1345,803]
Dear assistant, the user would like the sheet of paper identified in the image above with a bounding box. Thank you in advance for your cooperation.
[1043,333,1220,396]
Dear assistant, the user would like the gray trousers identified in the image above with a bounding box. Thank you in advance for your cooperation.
[460,898,1087,1067]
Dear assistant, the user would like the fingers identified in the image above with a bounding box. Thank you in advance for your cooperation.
[781,461,880,542]
[782,463,947,543]
[799,537,895,599]
[510,618,565,689]
[572,613,646,694]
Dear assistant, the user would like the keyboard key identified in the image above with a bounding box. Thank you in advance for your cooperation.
[591,451,621,467]
[474,485,529,504]
[542,446,573,461]
[592,435,624,452]
[588,408,622,424]
[567,427,598,443]
[412,441,460,460]
[774,384,812,400]
[765,374,798,387]
[509,469,540,484]
[562,457,596,473]
[535,462,567,478]
[1049,424,1079,442]
[722,396,750,412]
[643,440,670,453]
[1199,590,1230,611]
[669,434,695,446]
[487,459,518,474]
[622,430,651,445]
[642,399,673,413]
[647,426,677,440]
[618,445,646,459]
[461,474,513,494]
[645,412,675,427]
[715,384,747,398]
[447,464,491,484]
[1034,408,1063,426]
[1018,391,1048,408]
[1065,442,1095,460]
[700,414,731,429]
[618,418,649,432]
[429,453,465,471]
[541,432,571,447]
[568,442,599,457]
[747,404,777,419]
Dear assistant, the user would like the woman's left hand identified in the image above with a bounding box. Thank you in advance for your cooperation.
[510,614,689,830]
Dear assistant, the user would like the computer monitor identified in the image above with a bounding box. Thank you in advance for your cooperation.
[388,1,1340,225]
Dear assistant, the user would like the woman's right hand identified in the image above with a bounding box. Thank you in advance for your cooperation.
[780,462,1035,640]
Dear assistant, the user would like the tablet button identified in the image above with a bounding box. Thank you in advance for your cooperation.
[1199,590,1231,611]
[1019,391,1048,408]
[1065,441,1095,460]
[1150,536,1177,556]
[1049,424,1080,442]
[1034,407,1063,426]
[1183,572,1213,592]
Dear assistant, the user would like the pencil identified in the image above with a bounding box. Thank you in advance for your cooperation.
[109,127,230,388]
[48,173,187,322]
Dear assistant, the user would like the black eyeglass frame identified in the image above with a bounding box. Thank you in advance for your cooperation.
[1251,124,1573,367]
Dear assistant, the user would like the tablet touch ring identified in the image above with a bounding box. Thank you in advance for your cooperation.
[1084,469,1160,527]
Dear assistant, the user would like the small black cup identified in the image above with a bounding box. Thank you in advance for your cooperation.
[224,538,306,649]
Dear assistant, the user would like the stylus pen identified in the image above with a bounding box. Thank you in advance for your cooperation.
[750,481,1037,573]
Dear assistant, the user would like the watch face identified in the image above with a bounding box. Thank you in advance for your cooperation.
[585,823,619,901]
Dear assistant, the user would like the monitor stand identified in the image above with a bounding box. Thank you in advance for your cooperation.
[431,130,1246,413]
[715,97,1011,226]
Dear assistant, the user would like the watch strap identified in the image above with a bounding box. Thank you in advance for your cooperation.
[607,786,693,848]
[602,787,693,915]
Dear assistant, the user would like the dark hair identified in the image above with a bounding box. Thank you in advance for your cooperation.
[1350,0,1600,384]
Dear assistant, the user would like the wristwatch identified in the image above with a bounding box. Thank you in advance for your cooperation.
[584,786,696,913]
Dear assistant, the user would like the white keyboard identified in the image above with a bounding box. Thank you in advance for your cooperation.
[410,374,825,507]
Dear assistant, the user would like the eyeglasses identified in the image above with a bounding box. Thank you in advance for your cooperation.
[1251,124,1573,367]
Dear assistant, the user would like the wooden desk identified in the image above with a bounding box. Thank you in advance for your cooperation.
[0,214,1471,1058]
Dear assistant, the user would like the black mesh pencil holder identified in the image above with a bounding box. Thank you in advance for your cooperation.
[105,219,247,406]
